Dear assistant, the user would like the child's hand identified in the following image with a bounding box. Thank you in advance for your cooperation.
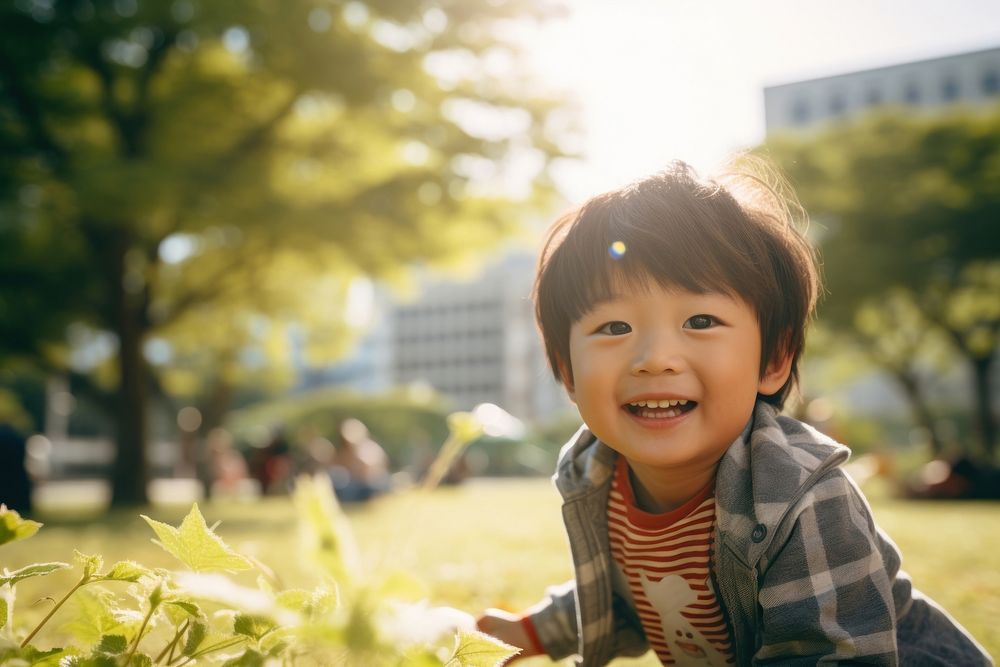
[476,608,543,662]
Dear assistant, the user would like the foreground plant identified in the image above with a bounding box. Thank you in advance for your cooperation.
[0,484,516,665]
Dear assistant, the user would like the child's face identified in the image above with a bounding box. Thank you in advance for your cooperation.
[565,276,790,472]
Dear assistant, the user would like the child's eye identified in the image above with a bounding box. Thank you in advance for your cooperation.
[597,321,632,336]
[684,314,717,330]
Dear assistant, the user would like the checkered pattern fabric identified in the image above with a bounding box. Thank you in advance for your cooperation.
[526,401,993,666]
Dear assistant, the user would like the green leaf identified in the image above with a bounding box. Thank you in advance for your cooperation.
[5,645,69,666]
[0,597,6,630]
[73,551,103,579]
[61,588,122,645]
[148,582,164,608]
[446,631,520,667]
[0,505,42,547]
[162,596,202,628]
[61,654,116,667]
[100,561,150,582]
[275,587,337,617]
[447,411,485,445]
[232,614,277,641]
[165,600,201,617]
[291,476,358,585]
[94,634,127,655]
[0,562,70,587]
[221,647,266,667]
[141,504,252,573]
[182,619,208,656]
[130,652,153,667]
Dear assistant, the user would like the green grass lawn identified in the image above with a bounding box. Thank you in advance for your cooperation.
[3,478,997,664]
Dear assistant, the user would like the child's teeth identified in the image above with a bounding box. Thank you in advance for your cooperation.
[629,399,690,409]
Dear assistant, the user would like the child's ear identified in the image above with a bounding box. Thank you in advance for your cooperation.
[758,348,794,396]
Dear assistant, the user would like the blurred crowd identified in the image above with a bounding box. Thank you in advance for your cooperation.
[241,418,391,502]
[0,416,397,515]
[204,418,392,504]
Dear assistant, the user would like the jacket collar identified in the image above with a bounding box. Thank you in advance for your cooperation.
[554,401,850,562]
[715,401,850,566]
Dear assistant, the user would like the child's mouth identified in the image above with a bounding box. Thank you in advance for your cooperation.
[624,399,697,419]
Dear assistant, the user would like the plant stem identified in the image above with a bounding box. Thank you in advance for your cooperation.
[123,598,158,665]
[181,636,246,662]
[1,584,16,642]
[19,576,88,647]
[154,619,188,665]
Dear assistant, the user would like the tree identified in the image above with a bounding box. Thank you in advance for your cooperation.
[0,0,571,505]
[765,108,1000,459]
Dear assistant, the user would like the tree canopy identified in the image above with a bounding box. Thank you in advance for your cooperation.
[0,0,573,504]
[765,107,1000,459]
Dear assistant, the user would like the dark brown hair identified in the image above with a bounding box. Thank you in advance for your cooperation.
[533,159,819,408]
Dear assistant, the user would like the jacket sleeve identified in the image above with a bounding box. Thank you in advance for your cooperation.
[754,470,899,665]
[523,580,581,661]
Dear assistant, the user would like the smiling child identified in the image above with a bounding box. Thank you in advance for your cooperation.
[476,161,992,666]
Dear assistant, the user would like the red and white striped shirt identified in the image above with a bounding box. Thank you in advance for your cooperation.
[608,456,734,666]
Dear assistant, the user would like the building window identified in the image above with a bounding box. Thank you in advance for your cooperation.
[941,76,960,101]
[791,99,810,125]
[904,82,921,104]
[983,70,1000,96]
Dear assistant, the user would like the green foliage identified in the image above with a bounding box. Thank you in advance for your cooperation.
[62,589,124,646]
[448,631,520,667]
[0,0,572,504]
[422,411,485,489]
[0,563,70,589]
[1,409,515,664]
[765,107,1000,457]
[0,505,42,546]
[141,504,253,573]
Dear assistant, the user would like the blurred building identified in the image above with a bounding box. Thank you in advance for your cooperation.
[315,250,568,420]
[764,45,1000,131]
[391,251,567,419]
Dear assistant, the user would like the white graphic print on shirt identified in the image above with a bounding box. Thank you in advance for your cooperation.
[639,572,731,666]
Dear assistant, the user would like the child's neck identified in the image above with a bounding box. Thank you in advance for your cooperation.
[625,459,718,514]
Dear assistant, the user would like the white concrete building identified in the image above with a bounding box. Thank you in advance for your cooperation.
[390,251,567,420]
[764,45,1000,132]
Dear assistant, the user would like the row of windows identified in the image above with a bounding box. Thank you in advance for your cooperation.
[394,356,503,371]
[394,329,500,344]
[790,69,1000,124]
[395,301,501,318]
[436,383,501,396]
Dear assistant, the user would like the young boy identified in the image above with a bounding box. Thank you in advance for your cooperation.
[477,162,992,665]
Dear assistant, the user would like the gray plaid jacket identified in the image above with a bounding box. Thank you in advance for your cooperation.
[527,401,993,666]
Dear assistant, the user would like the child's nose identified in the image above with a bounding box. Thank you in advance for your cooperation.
[630,333,686,375]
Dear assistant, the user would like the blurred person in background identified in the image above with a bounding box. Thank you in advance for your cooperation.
[330,418,390,503]
[204,427,249,498]
[250,427,295,496]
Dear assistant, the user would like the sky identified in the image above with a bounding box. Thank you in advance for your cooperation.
[516,0,1000,202]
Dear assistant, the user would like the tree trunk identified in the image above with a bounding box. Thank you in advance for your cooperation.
[971,355,997,460]
[109,242,150,506]
[893,370,946,457]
